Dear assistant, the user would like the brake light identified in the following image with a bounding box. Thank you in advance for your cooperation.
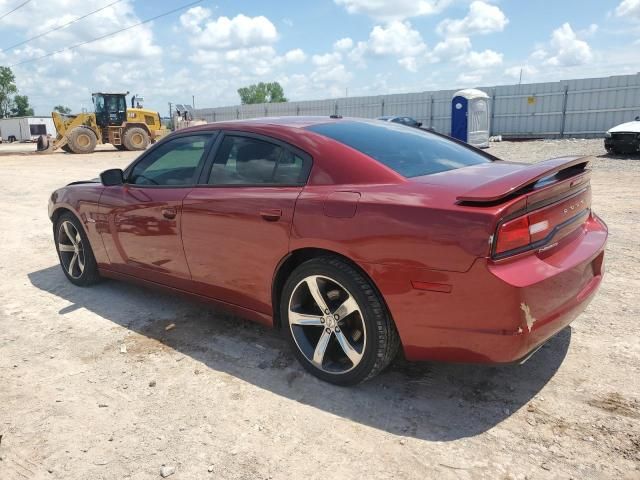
[495,216,530,254]
[494,191,589,257]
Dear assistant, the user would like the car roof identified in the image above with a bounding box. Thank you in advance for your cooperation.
[204,116,344,129]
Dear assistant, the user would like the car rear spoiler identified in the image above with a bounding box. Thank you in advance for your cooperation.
[457,156,591,203]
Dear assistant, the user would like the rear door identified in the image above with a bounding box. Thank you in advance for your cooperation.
[181,131,312,315]
[99,133,216,288]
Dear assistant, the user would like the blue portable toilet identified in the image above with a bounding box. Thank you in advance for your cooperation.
[451,89,490,148]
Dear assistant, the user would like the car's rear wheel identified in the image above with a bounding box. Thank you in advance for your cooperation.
[54,213,100,286]
[281,256,399,385]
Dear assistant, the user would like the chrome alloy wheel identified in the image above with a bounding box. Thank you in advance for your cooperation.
[57,220,85,279]
[288,275,367,374]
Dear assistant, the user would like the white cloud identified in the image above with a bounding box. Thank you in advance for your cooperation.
[615,0,640,19]
[398,57,419,72]
[458,49,503,69]
[437,1,508,37]
[334,0,452,21]
[312,52,343,66]
[334,37,354,50]
[367,21,426,57]
[281,48,353,99]
[544,23,593,66]
[579,23,599,37]
[350,21,427,71]
[284,48,306,63]
[429,36,472,62]
[0,0,161,59]
[178,6,212,30]
[182,11,278,50]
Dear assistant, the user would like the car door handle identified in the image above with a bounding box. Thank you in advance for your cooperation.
[161,207,177,219]
[259,209,282,221]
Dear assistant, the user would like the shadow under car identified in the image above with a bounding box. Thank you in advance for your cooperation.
[28,264,571,442]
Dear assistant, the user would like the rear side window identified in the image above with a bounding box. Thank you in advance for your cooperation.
[208,136,307,185]
[307,121,491,177]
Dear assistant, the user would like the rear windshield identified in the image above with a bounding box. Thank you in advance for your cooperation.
[307,121,491,177]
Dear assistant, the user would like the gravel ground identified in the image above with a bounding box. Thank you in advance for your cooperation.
[1,139,639,480]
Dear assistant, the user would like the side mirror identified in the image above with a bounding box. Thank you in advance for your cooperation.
[635,116,640,121]
[416,122,423,128]
[100,168,124,186]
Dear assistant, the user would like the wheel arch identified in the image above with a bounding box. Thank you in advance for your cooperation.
[50,205,75,224]
[50,205,90,238]
[271,247,392,330]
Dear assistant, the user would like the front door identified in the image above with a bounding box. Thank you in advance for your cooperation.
[181,132,312,315]
[99,133,216,287]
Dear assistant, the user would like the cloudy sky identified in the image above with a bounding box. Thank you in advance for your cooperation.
[0,0,639,115]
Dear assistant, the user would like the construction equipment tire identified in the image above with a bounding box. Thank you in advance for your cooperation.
[67,127,97,154]
[123,127,149,151]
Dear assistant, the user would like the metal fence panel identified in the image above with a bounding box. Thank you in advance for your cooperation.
[193,73,640,138]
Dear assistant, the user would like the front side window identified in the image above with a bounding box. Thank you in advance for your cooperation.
[307,120,491,177]
[93,95,105,113]
[208,136,306,185]
[129,135,211,186]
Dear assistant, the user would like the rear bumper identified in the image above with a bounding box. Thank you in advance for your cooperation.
[366,213,608,363]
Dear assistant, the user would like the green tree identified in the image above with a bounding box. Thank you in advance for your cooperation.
[53,105,72,114]
[11,95,34,117]
[237,82,287,105]
[0,66,18,118]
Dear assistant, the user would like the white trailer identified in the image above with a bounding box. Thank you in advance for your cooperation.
[0,117,56,142]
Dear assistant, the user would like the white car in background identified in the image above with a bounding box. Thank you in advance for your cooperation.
[604,116,640,154]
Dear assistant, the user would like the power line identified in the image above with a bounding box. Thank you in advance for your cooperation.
[0,0,32,21]
[9,0,203,67]
[1,0,125,53]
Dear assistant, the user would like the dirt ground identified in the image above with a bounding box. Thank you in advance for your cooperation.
[1,139,639,480]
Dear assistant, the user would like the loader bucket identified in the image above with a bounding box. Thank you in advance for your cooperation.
[36,135,51,152]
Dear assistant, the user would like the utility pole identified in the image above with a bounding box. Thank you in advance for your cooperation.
[168,102,173,118]
[192,95,195,109]
[518,68,523,85]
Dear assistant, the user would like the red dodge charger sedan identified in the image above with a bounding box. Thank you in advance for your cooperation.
[48,117,607,385]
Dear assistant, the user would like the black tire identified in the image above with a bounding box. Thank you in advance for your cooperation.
[122,127,150,151]
[281,256,399,386]
[54,212,101,286]
[67,127,97,154]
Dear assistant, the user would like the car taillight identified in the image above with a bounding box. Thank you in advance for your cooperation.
[493,186,591,258]
[495,216,531,254]
[494,209,572,256]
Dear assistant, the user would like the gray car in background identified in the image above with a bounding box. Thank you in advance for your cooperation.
[377,116,423,128]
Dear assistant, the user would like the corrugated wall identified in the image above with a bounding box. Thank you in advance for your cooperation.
[194,73,640,138]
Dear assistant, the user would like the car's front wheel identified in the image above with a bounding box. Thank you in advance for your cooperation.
[54,213,101,286]
[281,256,399,385]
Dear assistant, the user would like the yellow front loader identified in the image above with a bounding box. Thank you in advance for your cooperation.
[37,92,170,154]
